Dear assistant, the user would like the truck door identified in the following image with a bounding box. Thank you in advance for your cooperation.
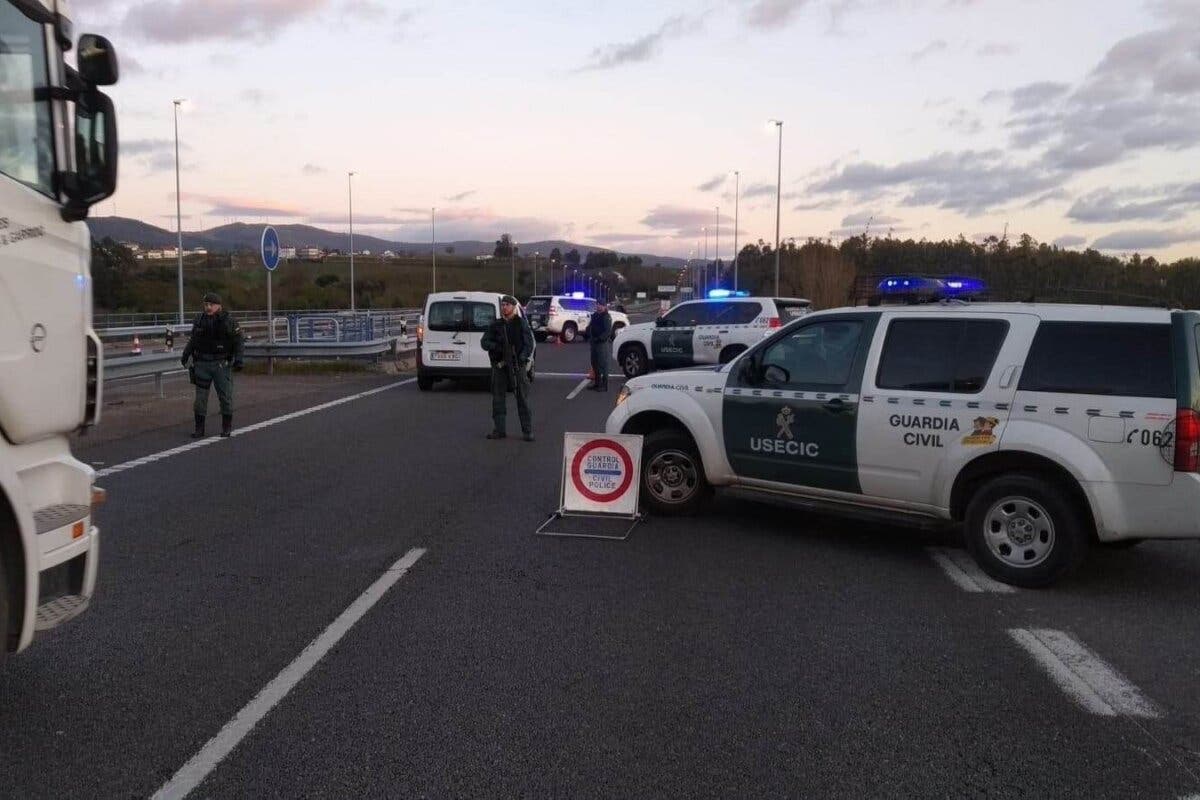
[723,313,879,493]
[651,301,705,370]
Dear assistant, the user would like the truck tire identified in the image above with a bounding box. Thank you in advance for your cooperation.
[963,473,1088,588]
[640,429,709,516]
[620,344,649,378]
[561,323,578,343]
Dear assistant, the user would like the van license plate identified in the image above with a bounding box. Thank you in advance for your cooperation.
[431,351,462,362]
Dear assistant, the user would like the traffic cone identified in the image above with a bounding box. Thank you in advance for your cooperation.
[131,336,143,356]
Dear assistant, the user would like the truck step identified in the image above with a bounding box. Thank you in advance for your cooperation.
[33,504,89,535]
[35,595,89,631]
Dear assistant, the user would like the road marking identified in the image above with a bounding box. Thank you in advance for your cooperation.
[566,378,591,400]
[927,547,1015,593]
[96,379,415,478]
[537,371,624,380]
[1009,628,1159,718]
[151,547,427,800]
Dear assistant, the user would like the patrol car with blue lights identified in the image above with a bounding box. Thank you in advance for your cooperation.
[606,277,1200,587]
[611,292,813,378]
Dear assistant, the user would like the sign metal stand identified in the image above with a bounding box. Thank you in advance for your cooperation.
[261,226,281,375]
[535,433,645,541]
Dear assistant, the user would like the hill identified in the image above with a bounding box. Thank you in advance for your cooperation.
[86,217,686,270]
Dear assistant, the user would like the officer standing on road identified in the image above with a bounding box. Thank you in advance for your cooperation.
[181,292,245,439]
[587,299,612,391]
[481,295,535,441]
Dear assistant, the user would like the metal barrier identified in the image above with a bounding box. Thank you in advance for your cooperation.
[94,307,419,330]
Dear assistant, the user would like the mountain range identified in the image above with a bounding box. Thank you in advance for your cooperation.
[86,217,686,270]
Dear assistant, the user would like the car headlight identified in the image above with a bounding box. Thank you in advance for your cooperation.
[616,385,632,406]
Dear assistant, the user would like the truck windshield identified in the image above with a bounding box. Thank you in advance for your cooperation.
[525,297,550,314]
[427,301,495,332]
[0,1,55,196]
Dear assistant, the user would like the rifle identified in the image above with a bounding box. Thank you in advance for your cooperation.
[499,317,523,398]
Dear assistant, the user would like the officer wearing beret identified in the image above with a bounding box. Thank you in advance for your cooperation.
[181,292,245,438]
[480,295,535,441]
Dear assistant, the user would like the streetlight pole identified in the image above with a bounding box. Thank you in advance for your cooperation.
[348,171,356,311]
[533,251,540,294]
[511,239,516,297]
[714,206,720,291]
[770,119,783,296]
[702,226,708,297]
[732,170,740,292]
[431,207,437,293]
[173,99,185,324]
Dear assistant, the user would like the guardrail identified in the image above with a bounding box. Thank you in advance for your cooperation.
[94,308,420,330]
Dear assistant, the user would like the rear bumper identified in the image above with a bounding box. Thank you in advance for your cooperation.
[418,365,492,380]
[1086,472,1200,541]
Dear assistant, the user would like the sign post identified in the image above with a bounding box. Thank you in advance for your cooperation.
[536,432,644,540]
[261,226,281,374]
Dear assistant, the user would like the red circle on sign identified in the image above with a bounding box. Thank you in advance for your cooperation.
[570,439,634,503]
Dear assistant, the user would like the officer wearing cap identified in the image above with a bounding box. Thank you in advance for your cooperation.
[181,292,245,438]
[481,295,535,441]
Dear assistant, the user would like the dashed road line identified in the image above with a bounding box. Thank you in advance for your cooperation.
[927,547,1015,593]
[96,379,415,478]
[566,378,591,400]
[151,547,428,800]
[1009,628,1159,718]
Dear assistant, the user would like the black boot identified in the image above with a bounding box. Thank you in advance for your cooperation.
[486,430,506,440]
[220,415,233,438]
[190,414,205,439]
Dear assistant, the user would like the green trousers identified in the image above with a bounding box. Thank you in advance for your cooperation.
[193,360,234,416]
[491,364,532,434]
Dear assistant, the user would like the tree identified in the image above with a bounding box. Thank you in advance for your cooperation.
[564,248,581,266]
[549,247,562,263]
[91,237,134,310]
[494,234,517,258]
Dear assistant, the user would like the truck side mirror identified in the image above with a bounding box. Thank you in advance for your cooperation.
[77,34,119,86]
[62,90,118,221]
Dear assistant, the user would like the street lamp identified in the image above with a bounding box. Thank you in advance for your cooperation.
[702,226,708,297]
[348,171,356,311]
[732,170,740,291]
[173,98,185,324]
[533,251,540,295]
[714,206,720,291]
[431,207,437,293]
[768,119,783,296]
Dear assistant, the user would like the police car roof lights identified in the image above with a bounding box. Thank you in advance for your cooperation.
[706,289,751,299]
[571,291,586,299]
[875,275,987,302]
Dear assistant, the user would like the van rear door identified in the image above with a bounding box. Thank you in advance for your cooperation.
[423,298,475,368]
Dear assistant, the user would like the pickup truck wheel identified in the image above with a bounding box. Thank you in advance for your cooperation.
[963,473,1087,588]
[561,323,578,343]
[620,344,649,378]
[641,429,709,515]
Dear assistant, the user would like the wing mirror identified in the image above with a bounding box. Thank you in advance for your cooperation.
[77,34,119,86]
[61,89,118,221]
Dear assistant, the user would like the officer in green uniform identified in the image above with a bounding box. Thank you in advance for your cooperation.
[481,295,535,441]
[181,292,245,438]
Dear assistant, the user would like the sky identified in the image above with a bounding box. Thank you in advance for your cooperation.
[80,0,1200,261]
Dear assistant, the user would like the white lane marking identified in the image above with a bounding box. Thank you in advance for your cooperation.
[151,547,427,800]
[566,379,591,400]
[96,379,415,478]
[927,547,1015,593]
[537,371,624,380]
[1009,628,1159,718]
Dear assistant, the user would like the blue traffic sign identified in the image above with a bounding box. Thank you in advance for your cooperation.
[261,226,281,271]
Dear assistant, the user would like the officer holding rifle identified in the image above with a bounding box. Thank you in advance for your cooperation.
[481,295,535,441]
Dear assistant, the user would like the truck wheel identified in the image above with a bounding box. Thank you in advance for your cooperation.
[620,344,649,378]
[417,373,434,391]
[561,323,578,343]
[963,473,1087,588]
[719,345,747,364]
[641,429,709,516]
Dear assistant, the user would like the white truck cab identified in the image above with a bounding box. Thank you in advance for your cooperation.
[608,294,1200,588]
[1,0,119,658]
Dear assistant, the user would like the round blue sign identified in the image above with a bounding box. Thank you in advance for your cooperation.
[261,226,281,271]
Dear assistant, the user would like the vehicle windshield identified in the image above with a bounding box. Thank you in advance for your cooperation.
[525,297,551,314]
[426,301,494,332]
[776,301,812,320]
[0,1,55,195]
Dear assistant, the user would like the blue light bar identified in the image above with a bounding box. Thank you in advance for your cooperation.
[941,276,987,295]
[707,289,732,298]
[571,291,585,299]
[876,275,987,297]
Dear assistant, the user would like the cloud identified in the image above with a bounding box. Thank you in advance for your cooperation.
[445,189,477,202]
[185,194,305,217]
[1008,81,1071,112]
[586,232,666,245]
[1066,182,1200,223]
[977,42,1016,57]
[829,225,910,238]
[697,174,727,192]
[240,88,266,104]
[1091,228,1200,251]
[301,163,326,175]
[1053,234,1087,248]
[1024,188,1071,208]
[123,0,329,43]
[640,205,734,236]
[744,0,810,29]
[840,211,902,226]
[808,150,1062,215]
[576,14,704,72]
[123,138,175,156]
[793,197,840,211]
[944,108,983,135]
[123,138,192,173]
[910,39,947,62]
[306,213,407,225]
[741,182,778,199]
[342,0,386,19]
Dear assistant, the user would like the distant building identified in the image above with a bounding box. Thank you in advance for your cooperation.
[121,242,141,252]
[189,248,207,256]
[280,247,297,260]
[299,247,324,261]
[361,249,371,256]
[475,254,494,261]
[383,250,396,258]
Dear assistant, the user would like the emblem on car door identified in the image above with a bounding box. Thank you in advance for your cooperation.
[30,323,46,353]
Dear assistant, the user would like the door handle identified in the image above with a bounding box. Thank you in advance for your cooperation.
[999,365,1019,389]
[823,398,850,414]
[718,330,729,334]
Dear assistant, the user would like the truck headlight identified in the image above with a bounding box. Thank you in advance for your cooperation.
[616,385,632,406]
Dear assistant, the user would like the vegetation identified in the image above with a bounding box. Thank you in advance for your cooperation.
[91,233,1200,315]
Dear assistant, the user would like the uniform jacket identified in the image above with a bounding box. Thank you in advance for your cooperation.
[588,310,613,343]
[481,314,534,366]
[182,311,245,363]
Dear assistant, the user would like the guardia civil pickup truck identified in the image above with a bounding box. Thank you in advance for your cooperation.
[607,300,1200,587]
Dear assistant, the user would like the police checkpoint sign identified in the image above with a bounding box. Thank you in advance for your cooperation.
[561,432,643,517]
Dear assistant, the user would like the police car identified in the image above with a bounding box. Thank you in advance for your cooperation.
[524,294,630,343]
[607,283,1200,587]
[612,292,812,379]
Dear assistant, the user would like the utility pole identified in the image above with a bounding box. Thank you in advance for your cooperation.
[732,171,740,292]
[348,171,356,311]
[771,120,783,296]
[431,207,437,293]
[173,99,185,324]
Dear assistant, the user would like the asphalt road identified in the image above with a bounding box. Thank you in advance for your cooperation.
[2,334,1200,799]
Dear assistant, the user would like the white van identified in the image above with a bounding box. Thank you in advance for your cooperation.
[416,292,536,391]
